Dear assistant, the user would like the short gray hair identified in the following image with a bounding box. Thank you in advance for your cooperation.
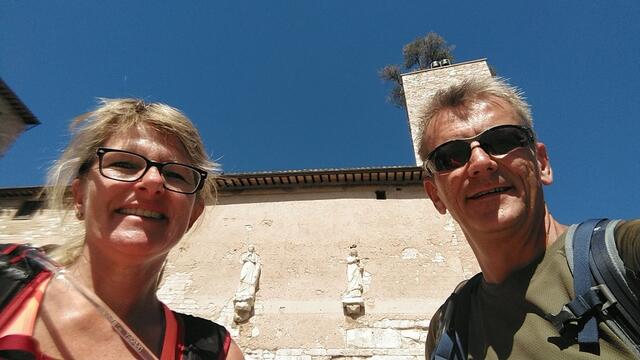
[416,77,532,161]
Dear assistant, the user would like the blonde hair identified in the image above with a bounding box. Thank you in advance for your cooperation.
[416,76,533,161]
[46,98,219,264]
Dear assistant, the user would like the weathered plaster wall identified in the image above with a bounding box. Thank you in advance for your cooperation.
[0,184,479,359]
[402,59,493,165]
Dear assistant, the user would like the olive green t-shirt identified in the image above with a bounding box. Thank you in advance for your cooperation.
[426,220,640,359]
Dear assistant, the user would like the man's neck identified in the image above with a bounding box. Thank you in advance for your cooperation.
[466,208,567,284]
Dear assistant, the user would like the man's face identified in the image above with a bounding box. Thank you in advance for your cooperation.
[422,97,552,239]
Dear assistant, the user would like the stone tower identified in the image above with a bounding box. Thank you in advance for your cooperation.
[402,59,493,165]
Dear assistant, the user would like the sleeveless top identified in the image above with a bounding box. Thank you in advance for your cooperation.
[0,263,231,360]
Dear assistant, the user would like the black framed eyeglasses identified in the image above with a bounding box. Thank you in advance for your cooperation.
[423,124,535,176]
[96,147,207,194]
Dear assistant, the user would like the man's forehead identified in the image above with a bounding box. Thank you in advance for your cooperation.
[424,96,521,149]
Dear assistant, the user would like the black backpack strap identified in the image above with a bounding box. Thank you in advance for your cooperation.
[590,220,640,355]
[178,312,229,360]
[431,273,482,360]
[547,218,640,355]
[0,244,48,311]
[546,219,611,345]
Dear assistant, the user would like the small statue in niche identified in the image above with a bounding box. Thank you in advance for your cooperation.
[344,246,364,298]
[233,245,261,323]
[342,245,365,317]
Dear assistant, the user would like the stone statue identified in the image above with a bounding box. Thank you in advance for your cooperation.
[342,245,365,317]
[234,245,261,323]
[344,248,364,298]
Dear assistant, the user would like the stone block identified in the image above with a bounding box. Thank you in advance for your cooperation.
[251,327,260,337]
[370,356,418,360]
[399,329,423,342]
[276,349,304,356]
[371,348,423,356]
[414,320,430,329]
[304,349,327,356]
[274,355,311,360]
[244,353,261,360]
[328,348,375,357]
[346,328,402,349]
[325,348,347,356]
[373,319,416,329]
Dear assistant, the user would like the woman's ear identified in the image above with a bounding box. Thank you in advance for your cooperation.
[71,178,85,220]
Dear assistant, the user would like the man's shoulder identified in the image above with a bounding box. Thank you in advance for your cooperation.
[425,273,483,358]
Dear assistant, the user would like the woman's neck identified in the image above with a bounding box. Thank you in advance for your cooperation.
[65,244,167,354]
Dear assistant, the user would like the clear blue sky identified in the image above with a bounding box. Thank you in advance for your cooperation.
[1,1,638,224]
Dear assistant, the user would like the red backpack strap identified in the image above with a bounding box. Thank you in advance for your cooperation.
[0,244,50,329]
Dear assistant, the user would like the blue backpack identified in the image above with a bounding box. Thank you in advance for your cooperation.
[430,219,640,359]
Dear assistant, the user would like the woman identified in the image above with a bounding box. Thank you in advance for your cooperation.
[0,99,243,359]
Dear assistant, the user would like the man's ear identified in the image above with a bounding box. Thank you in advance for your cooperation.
[188,199,205,230]
[423,178,447,215]
[71,178,85,219]
[535,142,553,185]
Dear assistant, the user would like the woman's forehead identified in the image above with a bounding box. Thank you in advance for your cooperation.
[104,124,191,162]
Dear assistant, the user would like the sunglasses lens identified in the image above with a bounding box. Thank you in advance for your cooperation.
[431,141,471,172]
[425,125,533,175]
[481,126,530,155]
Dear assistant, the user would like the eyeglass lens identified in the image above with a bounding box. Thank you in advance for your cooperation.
[428,125,531,173]
[100,150,201,193]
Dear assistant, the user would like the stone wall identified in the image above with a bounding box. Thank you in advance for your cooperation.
[402,59,493,165]
[0,184,479,359]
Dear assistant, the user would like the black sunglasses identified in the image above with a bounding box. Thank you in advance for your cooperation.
[423,124,535,176]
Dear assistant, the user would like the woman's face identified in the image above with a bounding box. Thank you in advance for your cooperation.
[72,124,204,264]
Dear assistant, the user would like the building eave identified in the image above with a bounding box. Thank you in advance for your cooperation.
[0,78,40,127]
[0,166,425,200]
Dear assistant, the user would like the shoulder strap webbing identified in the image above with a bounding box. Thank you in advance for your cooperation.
[548,219,640,354]
[573,218,606,344]
[0,244,47,310]
[431,273,483,360]
[590,220,640,353]
[547,219,613,344]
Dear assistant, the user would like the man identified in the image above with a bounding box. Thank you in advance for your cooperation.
[419,76,639,359]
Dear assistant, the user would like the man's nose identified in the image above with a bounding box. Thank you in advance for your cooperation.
[466,141,497,177]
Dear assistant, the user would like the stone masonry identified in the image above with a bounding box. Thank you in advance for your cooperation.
[402,59,493,165]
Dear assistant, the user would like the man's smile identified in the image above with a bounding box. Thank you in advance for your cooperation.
[467,186,512,200]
